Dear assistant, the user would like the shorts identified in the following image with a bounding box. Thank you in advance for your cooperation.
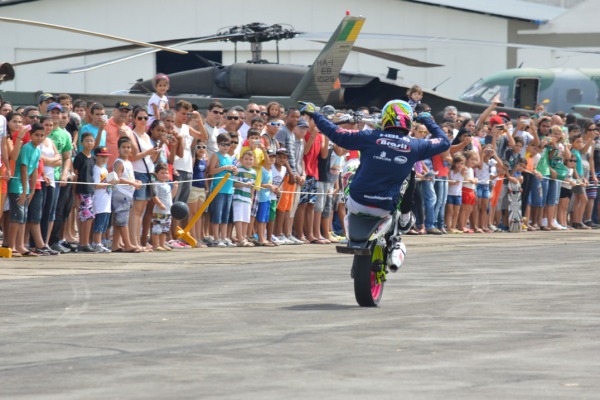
[476,183,490,199]
[233,200,251,223]
[529,177,543,207]
[299,176,318,204]
[269,200,277,222]
[27,189,44,223]
[77,193,95,222]
[112,193,133,227]
[315,181,332,213]
[210,193,232,224]
[8,193,28,224]
[277,180,296,212]
[256,201,270,223]
[133,171,153,201]
[461,187,476,206]
[586,184,598,199]
[447,194,462,206]
[250,191,259,217]
[559,187,572,199]
[543,179,559,206]
[572,185,585,195]
[151,213,171,235]
[188,186,207,204]
[93,212,111,233]
[174,170,192,204]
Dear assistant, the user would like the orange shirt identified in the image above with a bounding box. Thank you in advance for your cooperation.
[104,118,132,172]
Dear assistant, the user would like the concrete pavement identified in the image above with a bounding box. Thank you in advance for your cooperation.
[0,231,599,399]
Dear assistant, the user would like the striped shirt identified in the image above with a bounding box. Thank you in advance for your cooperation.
[233,166,256,204]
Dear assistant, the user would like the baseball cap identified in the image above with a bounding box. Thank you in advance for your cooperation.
[94,146,111,156]
[46,102,63,113]
[38,93,55,104]
[276,148,289,156]
[497,112,510,122]
[115,101,132,111]
[593,114,600,125]
[267,149,277,157]
[489,115,504,126]
[297,118,309,128]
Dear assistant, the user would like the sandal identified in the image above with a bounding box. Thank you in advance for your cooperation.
[475,228,484,234]
[258,241,275,247]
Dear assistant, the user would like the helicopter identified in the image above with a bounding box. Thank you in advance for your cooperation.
[1,14,598,120]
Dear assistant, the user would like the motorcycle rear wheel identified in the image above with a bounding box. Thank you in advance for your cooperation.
[353,244,385,307]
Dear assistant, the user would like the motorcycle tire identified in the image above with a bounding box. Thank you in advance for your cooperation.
[353,246,385,307]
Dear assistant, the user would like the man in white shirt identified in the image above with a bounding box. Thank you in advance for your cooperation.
[204,101,224,159]
[239,103,260,141]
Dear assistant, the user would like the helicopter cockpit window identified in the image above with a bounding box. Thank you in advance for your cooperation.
[460,80,509,104]
[566,88,583,104]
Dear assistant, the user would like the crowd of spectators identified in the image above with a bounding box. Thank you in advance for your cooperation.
[1,80,599,257]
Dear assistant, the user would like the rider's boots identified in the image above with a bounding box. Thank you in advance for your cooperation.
[387,238,406,272]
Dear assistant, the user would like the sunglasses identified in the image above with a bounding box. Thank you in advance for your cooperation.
[247,109,260,114]
[211,110,224,115]
[569,159,577,162]
[196,144,207,150]
[268,122,282,126]
[219,142,231,147]
[136,116,149,121]
[231,141,239,145]
[586,128,599,131]
[260,112,268,116]
[28,115,40,119]
[226,116,239,121]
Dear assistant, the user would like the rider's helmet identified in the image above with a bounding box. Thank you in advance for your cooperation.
[380,100,413,132]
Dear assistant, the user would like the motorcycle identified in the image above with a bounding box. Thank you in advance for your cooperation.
[336,162,408,307]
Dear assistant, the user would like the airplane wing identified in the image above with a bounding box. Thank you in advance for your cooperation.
[290,15,365,106]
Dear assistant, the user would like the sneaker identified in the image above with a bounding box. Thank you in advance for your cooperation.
[79,244,97,253]
[287,235,304,245]
[223,238,236,247]
[34,247,52,256]
[204,237,218,247]
[276,235,292,245]
[398,212,415,233]
[541,218,548,228]
[62,241,79,253]
[167,239,186,249]
[94,244,111,253]
[51,242,71,254]
[177,240,192,248]
[584,220,600,229]
[216,240,227,248]
[41,245,59,256]
[426,228,443,235]
[102,239,113,249]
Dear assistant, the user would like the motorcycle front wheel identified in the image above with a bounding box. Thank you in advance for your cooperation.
[353,244,385,307]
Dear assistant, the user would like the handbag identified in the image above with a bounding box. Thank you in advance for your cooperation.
[133,132,157,198]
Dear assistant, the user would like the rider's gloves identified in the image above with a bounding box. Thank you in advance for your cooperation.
[299,102,317,117]
[414,111,432,123]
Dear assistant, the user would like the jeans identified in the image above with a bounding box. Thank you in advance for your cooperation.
[49,183,74,246]
[413,181,424,227]
[422,180,437,229]
[433,177,448,229]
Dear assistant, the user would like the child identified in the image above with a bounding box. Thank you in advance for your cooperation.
[256,150,278,246]
[269,148,288,243]
[507,157,526,232]
[458,150,478,233]
[151,162,178,251]
[91,146,116,253]
[407,85,423,110]
[188,140,209,247]
[7,123,44,257]
[558,157,577,229]
[445,154,465,234]
[233,150,256,247]
[569,133,590,229]
[475,145,500,233]
[73,132,97,252]
[148,73,170,125]
[207,133,236,247]
[112,136,142,252]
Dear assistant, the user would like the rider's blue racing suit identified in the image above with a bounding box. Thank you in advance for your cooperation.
[311,113,450,212]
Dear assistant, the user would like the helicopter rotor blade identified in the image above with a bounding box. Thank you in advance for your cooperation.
[0,16,187,55]
[310,40,443,68]
[48,35,238,74]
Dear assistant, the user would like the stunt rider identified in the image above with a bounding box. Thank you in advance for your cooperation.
[300,100,450,268]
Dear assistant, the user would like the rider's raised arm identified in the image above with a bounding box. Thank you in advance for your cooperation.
[311,113,369,151]
[417,117,451,159]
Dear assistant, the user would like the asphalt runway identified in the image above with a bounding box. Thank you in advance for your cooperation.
[1,231,599,399]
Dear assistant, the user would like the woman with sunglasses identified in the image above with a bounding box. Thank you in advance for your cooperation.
[129,106,159,251]
[188,140,209,247]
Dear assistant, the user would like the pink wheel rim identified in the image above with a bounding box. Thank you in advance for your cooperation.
[370,271,382,300]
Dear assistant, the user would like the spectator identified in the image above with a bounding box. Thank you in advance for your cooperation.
[111,136,142,253]
[446,154,466,233]
[8,123,44,257]
[207,133,236,247]
[188,139,209,247]
[79,103,107,152]
[38,116,61,248]
[91,146,115,253]
[73,132,97,252]
[104,102,133,172]
[204,101,224,159]
[151,162,178,251]
[233,150,256,247]
[148,73,170,125]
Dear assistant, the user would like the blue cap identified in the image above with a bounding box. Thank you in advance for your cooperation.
[297,118,309,128]
[593,115,600,124]
[47,102,62,112]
